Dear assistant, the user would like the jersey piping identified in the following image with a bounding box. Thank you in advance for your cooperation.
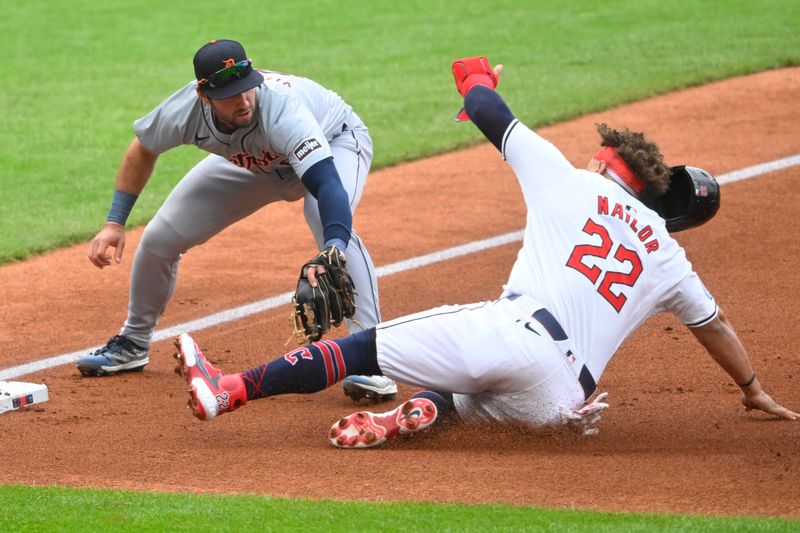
[501,119,520,160]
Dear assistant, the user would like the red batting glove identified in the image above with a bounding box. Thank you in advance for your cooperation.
[451,56,499,97]
[452,56,500,122]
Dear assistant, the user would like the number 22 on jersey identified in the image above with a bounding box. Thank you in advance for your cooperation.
[566,218,643,312]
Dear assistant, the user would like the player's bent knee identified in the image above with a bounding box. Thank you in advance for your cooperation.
[139,216,195,259]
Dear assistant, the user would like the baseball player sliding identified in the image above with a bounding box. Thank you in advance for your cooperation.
[78,39,397,403]
[174,57,797,448]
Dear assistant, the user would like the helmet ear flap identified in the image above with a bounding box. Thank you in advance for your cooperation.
[649,166,720,232]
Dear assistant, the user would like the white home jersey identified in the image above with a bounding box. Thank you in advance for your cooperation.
[134,71,362,180]
[499,121,718,380]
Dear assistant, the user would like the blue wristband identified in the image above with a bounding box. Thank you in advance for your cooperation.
[107,190,138,226]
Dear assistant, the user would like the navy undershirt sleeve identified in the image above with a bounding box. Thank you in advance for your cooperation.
[300,157,352,247]
[464,85,517,152]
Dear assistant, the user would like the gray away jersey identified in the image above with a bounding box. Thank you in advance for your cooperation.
[133,71,362,180]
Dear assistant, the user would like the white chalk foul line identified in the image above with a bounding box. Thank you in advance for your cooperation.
[1,154,798,380]
[716,155,800,185]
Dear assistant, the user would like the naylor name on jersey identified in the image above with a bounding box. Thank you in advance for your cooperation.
[597,195,659,254]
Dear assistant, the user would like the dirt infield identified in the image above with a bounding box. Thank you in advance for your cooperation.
[1,68,798,517]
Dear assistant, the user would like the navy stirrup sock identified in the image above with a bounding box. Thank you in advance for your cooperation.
[241,328,381,400]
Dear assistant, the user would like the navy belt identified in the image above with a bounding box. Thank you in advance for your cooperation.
[532,308,597,400]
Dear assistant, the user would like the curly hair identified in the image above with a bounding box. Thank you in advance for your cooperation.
[596,123,670,195]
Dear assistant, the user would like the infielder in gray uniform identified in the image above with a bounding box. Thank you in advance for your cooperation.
[78,39,397,402]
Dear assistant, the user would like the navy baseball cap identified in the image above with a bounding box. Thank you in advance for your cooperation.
[193,39,263,99]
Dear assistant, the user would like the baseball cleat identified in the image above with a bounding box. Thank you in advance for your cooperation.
[342,375,398,403]
[328,397,438,449]
[76,335,149,376]
[173,333,247,421]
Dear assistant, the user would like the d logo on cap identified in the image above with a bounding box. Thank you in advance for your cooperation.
[193,39,264,99]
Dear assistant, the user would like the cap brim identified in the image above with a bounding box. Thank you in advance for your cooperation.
[199,69,263,99]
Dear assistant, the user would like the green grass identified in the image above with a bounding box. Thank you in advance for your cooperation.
[1,485,797,532]
[1,0,799,263]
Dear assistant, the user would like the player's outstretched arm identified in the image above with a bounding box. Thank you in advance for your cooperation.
[288,158,357,343]
[451,57,513,151]
[88,138,158,268]
[299,157,353,285]
[690,309,798,420]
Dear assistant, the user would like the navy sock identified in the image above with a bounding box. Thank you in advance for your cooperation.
[241,328,381,400]
[412,390,456,421]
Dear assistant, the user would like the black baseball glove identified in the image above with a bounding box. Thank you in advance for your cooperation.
[289,245,357,344]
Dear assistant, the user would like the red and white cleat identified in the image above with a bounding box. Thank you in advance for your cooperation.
[329,397,438,449]
[173,333,247,421]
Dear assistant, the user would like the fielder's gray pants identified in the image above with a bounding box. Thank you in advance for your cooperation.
[121,127,380,348]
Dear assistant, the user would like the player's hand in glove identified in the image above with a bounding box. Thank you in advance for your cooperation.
[558,392,609,436]
[451,56,504,122]
[289,245,357,345]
